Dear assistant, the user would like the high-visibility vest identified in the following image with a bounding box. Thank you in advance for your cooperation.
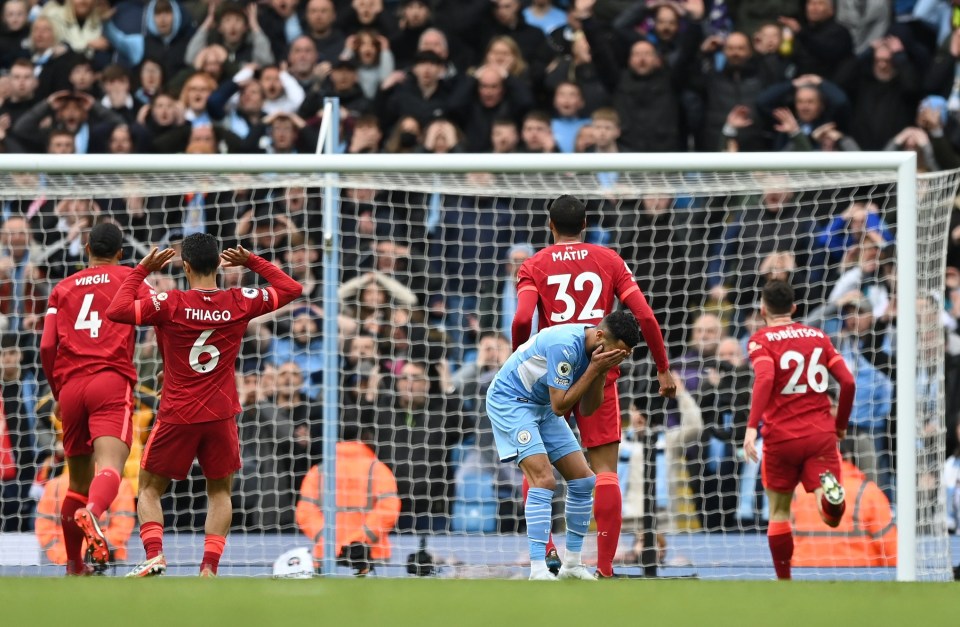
[34,470,136,564]
[296,441,401,561]
[792,461,897,567]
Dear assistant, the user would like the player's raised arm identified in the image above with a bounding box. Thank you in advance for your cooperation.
[221,245,303,311]
[106,247,177,325]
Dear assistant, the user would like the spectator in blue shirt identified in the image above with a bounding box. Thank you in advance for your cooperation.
[817,201,894,265]
[523,0,567,36]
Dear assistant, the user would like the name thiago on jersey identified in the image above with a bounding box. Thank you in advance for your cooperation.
[184,308,233,322]
[764,327,825,342]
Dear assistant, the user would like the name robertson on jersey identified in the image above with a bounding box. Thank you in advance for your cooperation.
[765,327,824,342]
[552,249,589,262]
[75,274,111,286]
[184,308,232,322]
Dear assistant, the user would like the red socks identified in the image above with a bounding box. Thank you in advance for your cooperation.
[522,476,556,555]
[594,472,622,577]
[140,521,164,559]
[820,495,846,527]
[61,490,87,575]
[201,534,226,575]
[86,468,121,518]
[767,520,793,580]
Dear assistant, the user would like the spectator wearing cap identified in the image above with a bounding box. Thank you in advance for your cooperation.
[836,35,921,150]
[103,0,192,78]
[342,29,396,100]
[185,2,274,73]
[460,64,533,152]
[300,0,346,64]
[258,0,303,63]
[779,0,854,82]
[41,0,111,68]
[300,57,372,120]
[13,90,123,153]
[375,50,467,130]
[391,0,434,70]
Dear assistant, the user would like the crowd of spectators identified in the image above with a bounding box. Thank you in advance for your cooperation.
[0,0,960,558]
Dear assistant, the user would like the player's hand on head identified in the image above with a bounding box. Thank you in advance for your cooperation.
[220,245,251,268]
[139,247,176,272]
[744,427,760,463]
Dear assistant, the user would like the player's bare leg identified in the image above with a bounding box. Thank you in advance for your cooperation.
[585,442,622,578]
[815,471,846,528]
[553,452,597,580]
[200,474,233,576]
[62,454,95,575]
[75,436,130,565]
[766,489,794,580]
[521,476,559,574]
[519,454,560,580]
[127,469,170,577]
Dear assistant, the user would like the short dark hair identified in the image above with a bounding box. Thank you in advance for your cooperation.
[762,279,795,315]
[600,310,641,349]
[549,194,586,236]
[180,233,220,276]
[88,222,123,259]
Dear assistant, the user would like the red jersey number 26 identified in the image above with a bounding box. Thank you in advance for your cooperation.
[547,272,604,322]
[780,348,829,395]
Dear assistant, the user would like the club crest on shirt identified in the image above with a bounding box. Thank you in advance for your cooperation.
[157,292,169,301]
[557,361,572,377]
[517,430,532,445]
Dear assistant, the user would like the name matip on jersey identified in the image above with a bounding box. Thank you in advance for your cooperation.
[747,323,845,443]
[517,242,641,329]
[44,265,154,391]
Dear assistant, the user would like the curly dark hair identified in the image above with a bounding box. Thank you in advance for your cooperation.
[600,310,641,349]
[180,232,221,276]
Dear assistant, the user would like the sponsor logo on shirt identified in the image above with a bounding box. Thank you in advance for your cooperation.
[151,296,161,311]
[554,377,570,386]
[748,341,762,354]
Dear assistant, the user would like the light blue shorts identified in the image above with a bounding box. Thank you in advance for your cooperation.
[485,389,582,465]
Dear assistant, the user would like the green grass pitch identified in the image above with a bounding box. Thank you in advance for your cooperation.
[1,579,957,627]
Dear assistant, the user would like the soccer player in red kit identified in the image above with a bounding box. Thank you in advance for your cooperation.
[744,280,856,580]
[512,195,676,578]
[40,222,155,574]
[106,235,302,577]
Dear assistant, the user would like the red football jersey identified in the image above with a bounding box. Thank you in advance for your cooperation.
[747,323,845,444]
[107,257,302,424]
[517,242,640,329]
[41,265,154,396]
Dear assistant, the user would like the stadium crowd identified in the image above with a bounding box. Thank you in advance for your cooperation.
[0,0,960,568]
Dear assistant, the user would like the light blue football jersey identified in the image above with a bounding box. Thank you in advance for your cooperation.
[490,323,592,407]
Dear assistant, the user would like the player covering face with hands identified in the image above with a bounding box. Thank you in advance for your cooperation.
[486,310,640,581]
[744,280,855,580]
[106,236,303,577]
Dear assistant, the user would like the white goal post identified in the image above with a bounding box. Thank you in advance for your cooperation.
[0,150,952,582]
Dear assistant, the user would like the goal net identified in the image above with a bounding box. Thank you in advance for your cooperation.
[0,155,956,581]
